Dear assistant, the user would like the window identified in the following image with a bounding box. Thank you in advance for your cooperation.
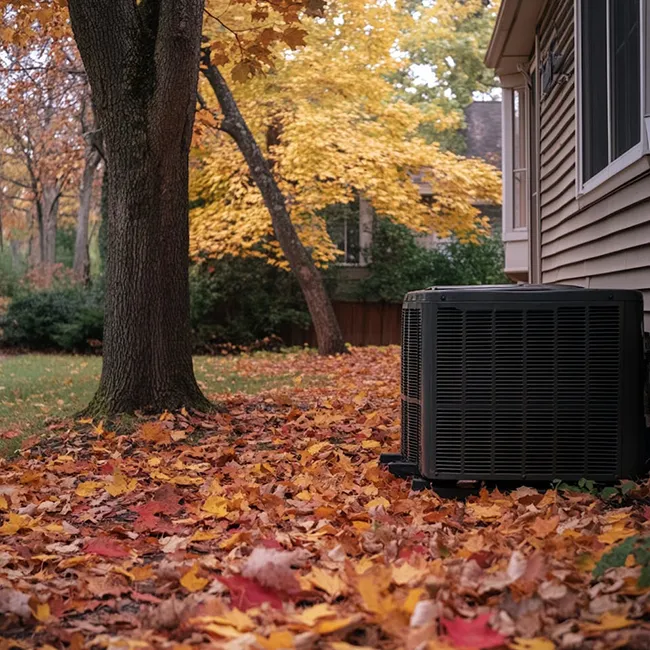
[503,85,529,234]
[324,202,361,265]
[512,88,528,229]
[579,0,642,186]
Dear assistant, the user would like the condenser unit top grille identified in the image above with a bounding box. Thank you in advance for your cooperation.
[405,283,641,304]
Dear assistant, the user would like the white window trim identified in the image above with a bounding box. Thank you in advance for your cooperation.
[502,82,530,242]
[575,0,648,197]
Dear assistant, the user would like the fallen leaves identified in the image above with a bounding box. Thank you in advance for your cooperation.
[0,347,649,650]
[84,537,131,558]
[180,562,209,592]
[441,613,507,649]
[104,466,137,497]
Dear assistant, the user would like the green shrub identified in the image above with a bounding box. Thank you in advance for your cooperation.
[0,251,26,298]
[1,287,103,352]
[190,256,311,348]
[358,218,509,302]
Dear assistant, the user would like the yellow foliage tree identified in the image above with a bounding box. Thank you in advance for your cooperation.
[190,0,502,266]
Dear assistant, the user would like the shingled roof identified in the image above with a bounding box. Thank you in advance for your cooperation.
[463,100,502,169]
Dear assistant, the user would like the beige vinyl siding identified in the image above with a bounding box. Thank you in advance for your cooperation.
[537,0,650,328]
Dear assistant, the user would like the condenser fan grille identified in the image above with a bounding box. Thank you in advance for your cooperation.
[433,305,621,479]
[401,307,422,464]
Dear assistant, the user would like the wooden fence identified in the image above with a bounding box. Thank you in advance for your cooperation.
[281,301,402,348]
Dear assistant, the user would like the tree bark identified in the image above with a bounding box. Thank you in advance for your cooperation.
[201,59,348,356]
[73,147,101,284]
[40,184,60,265]
[68,0,211,414]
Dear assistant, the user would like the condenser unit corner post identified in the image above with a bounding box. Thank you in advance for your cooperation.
[381,284,648,495]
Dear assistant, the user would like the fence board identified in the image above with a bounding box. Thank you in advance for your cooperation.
[281,301,402,348]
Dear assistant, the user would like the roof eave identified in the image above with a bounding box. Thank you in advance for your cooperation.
[485,0,548,76]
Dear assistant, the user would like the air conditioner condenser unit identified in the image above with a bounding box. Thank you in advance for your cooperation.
[380,285,648,494]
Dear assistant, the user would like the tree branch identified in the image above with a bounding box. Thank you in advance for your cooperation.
[0,174,31,190]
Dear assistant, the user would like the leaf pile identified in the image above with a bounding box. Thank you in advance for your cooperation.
[1,347,650,650]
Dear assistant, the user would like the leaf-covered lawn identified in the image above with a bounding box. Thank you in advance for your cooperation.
[0,352,325,454]
[0,347,649,649]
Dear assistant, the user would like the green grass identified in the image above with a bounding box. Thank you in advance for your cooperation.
[0,353,318,450]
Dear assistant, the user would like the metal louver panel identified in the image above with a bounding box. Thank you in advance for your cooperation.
[401,307,422,464]
[433,304,621,479]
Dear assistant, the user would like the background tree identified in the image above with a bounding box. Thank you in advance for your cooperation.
[394,0,501,150]
[0,41,85,266]
[72,96,102,285]
[201,59,347,355]
[191,0,501,268]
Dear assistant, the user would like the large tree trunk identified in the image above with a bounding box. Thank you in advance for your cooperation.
[73,147,101,284]
[202,60,348,356]
[68,0,210,414]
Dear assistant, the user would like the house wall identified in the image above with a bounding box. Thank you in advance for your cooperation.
[538,0,650,328]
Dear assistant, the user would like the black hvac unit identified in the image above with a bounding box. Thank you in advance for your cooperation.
[380,284,648,494]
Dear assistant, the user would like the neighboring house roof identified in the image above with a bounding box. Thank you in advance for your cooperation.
[463,101,502,168]
[413,101,502,194]
[485,0,547,75]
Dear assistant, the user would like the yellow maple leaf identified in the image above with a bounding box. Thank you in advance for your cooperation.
[355,556,376,574]
[365,496,390,511]
[358,573,396,617]
[219,531,246,550]
[582,612,634,634]
[402,587,426,615]
[201,494,229,517]
[510,638,555,650]
[598,521,637,545]
[201,623,241,638]
[392,562,426,586]
[29,599,50,622]
[466,503,503,521]
[0,495,8,510]
[105,468,137,497]
[294,603,336,626]
[0,513,34,536]
[191,529,218,542]
[216,609,255,631]
[308,566,346,597]
[170,475,204,486]
[317,618,358,635]
[75,481,103,497]
[256,630,294,649]
[180,562,209,592]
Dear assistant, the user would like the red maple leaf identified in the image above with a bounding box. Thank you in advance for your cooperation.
[130,502,179,534]
[84,537,130,558]
[442,613,507,650]
[151,484,183,515]
[130,485,183,533]
[219,575,284,610]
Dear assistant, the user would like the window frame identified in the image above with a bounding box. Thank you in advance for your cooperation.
[576,0,648,196]
[502,82,531,241]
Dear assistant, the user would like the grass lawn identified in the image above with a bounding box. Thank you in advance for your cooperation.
[0,352,322,452]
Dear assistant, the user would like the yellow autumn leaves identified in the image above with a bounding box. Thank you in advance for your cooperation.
[75,467,137,499]
[190,0,501,266]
